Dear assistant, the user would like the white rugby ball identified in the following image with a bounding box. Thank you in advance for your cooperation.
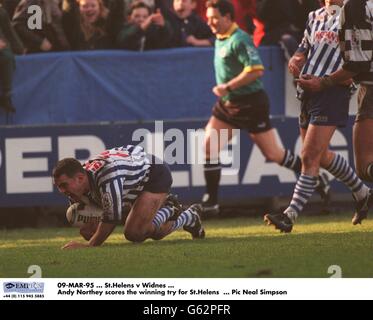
[66,202,103,228]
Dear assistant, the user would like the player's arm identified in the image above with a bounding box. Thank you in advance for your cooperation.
[289,11,312,78]
[63,221,115,249]
[289,52,306,78]
[93,177,124,244]
[62,178,123,249]
[79,205,129,241]
[324,68,356,84]
[213,68,264,97]
[296,64,356,92]
[297,5,362,91]
[213,37,265,97]
[79,219,99,241]
[87,221,116,246]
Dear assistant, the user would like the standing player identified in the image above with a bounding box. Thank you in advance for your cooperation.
[265,0,373,233]
[298,0,373,185]
[201,0,330,216]
[53,145,205,249]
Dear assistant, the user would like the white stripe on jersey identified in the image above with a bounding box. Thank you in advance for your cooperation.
[299,7,343,77]
[97,166,150,188]
[112,178,122,221]
[84,145,151,222]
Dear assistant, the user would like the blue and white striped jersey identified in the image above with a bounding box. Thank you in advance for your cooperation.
[83,145,151,223]
[298,7,343,77]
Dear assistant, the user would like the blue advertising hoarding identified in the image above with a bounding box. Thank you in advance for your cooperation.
[0,47,285,126]
[0,118,355,207]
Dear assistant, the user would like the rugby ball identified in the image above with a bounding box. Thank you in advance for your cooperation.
[66,202,103,228]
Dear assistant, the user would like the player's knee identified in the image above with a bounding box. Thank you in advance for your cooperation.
[301,149,320,168]
[150,234,163,241]
[320,150,335,169]
[124,230,146,243]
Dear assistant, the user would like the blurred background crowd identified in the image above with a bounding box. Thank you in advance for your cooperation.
[0,0,324,113]
[0,0,324,53]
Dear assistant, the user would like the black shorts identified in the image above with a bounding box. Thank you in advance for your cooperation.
[212,90,272,133]
[299,86,350,129]
[143,161,172,194]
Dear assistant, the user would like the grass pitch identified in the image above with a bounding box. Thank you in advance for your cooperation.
[1,213,373,278]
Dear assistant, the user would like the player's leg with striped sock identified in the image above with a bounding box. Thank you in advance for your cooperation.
[171,206,197,231]
[151,207,173,231]
[281,149,301,174]
[284,174,318,222]
[325,153,369,201]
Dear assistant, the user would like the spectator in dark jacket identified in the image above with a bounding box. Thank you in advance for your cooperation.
[104,0,127,44]
[0,4,23,113]
[257,0,320,59]
[62,0,120,50]
[117,1,172,51]
[161,0,213,47]
[0,0,22,17]
[12,0,70,53]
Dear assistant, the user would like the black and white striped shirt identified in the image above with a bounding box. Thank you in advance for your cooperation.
[339,0,373,83]
[83,145,151,223]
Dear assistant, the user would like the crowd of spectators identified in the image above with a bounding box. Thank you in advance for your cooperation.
[0,0,325,54]
[256,0,322,59]
[0,0,324,113]
[1,0,215,53]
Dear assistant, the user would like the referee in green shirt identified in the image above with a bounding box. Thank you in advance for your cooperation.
[200,0,331,216]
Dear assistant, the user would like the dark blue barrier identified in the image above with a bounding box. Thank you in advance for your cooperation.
[0,47,285,125]
[0,117,355,207]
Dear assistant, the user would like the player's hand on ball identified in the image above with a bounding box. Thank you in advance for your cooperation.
[66,202,102,228]
[62,241,89,250]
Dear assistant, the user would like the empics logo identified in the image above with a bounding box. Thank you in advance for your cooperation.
[3,282,44,293]
[5,283,15,290]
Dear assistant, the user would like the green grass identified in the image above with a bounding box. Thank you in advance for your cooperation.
[1,213,373,278]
